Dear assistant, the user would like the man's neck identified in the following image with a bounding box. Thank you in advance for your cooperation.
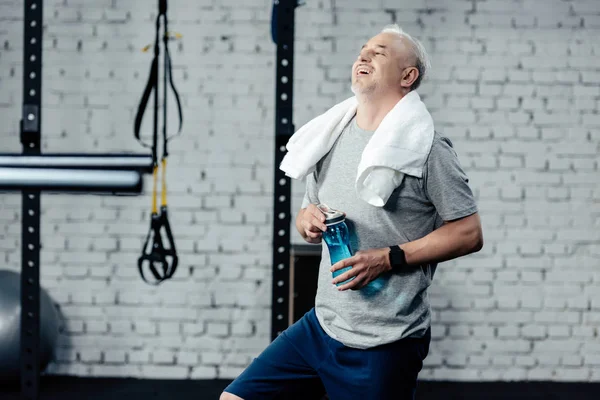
[355,92,406,131]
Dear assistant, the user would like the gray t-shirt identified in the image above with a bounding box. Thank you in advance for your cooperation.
[301,116,478,349]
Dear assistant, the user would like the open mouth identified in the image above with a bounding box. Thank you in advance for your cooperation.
[356,67,371,76]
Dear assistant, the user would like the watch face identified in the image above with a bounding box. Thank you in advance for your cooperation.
[390,247,405,268]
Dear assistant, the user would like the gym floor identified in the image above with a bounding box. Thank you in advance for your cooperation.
[1,377,599,400]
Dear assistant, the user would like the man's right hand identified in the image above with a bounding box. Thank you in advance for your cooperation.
[296,204,327,244]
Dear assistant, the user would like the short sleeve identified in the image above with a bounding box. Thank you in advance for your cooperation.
[424,135,478,221]
[300,172,319,209]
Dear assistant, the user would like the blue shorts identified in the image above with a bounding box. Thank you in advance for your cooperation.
[224,308,430,400]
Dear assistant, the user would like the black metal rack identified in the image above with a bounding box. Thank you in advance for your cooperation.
[270,0,298,341]
[20,2,44,398]
[12,2,152,399]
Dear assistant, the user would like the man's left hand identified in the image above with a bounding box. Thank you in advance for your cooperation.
[330,248,391,291]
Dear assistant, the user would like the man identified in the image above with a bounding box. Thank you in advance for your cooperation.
[221,24,483,400]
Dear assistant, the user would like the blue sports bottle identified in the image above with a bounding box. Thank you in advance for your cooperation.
[317,204,354,286]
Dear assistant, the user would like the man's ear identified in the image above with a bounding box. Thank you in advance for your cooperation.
[400,67,419,89]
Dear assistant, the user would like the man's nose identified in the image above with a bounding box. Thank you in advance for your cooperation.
[358,50,371,62]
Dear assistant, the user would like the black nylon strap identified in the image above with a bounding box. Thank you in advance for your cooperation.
[134,0,182,285]
[133,8,183,162]
[165,48,183,143]
[133,57,158,151]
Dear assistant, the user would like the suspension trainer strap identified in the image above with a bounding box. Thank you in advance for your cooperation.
[133,54,158,154]
[165,45,183,143]
[134,12,161,163]
[135,0,182,285]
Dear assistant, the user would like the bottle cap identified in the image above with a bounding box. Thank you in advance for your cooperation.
[316,203,345,226]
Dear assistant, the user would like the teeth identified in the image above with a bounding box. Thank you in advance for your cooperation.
[358,68,370,75]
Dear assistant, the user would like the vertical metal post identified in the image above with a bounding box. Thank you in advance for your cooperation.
[20,1,43,399]
[271,0,296,341]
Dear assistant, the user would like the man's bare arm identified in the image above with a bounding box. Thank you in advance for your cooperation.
[401,212,483,266]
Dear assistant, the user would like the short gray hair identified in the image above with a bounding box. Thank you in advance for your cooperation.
[381,24,431,91]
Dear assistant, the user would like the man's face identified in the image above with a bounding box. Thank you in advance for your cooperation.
[351,32,410,96]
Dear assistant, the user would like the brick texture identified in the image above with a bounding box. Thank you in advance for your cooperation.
[0,0,598,382]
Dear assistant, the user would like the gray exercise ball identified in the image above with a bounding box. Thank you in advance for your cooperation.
[0,270,60,383]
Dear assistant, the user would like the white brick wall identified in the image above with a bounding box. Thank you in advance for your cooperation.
[0,0,598,382]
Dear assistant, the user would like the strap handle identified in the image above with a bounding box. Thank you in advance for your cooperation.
[138,209,178,285]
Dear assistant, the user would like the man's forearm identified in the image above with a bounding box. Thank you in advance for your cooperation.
[401,213,483,266]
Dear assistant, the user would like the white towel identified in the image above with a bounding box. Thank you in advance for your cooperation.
[279,91,435,207]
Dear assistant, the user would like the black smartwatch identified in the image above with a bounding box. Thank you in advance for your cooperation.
[388,245,407,270]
